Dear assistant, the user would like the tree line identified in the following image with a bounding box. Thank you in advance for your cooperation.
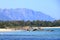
[0,20,60,28]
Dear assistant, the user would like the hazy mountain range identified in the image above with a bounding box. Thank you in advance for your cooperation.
[0,8,55,21]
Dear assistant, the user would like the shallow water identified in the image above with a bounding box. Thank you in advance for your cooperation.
[0,28,60,40]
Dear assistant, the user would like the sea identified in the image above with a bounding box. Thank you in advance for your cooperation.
[0,28,60,40]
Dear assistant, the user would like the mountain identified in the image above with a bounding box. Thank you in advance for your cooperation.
[0,8,55,21]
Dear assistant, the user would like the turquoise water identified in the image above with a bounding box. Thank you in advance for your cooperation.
[0,28,60,40]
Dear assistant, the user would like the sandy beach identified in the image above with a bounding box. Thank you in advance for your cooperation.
[0,27,60,32]
[0,28,15,32]
[40,27,60,29]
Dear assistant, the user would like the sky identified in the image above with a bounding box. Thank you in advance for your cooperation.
[0,0,60,20]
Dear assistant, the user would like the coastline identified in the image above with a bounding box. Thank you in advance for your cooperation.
[40,27,60,29]
[0,28,15,32]
[0,27,60,32]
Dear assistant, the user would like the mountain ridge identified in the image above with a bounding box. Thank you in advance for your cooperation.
[0,8,55,21]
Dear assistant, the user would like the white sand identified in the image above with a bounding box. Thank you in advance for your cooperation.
[40,27,60,29]
[0,27,60,32]
[0,28,14,32]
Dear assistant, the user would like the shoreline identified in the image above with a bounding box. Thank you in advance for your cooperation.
[0,28,15,32]
[0,27,60,32]
[40,27,60,29]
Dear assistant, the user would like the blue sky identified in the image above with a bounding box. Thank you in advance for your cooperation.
[0,0,60,20]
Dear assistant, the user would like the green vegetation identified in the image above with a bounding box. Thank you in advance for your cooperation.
[0,20,60,28]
